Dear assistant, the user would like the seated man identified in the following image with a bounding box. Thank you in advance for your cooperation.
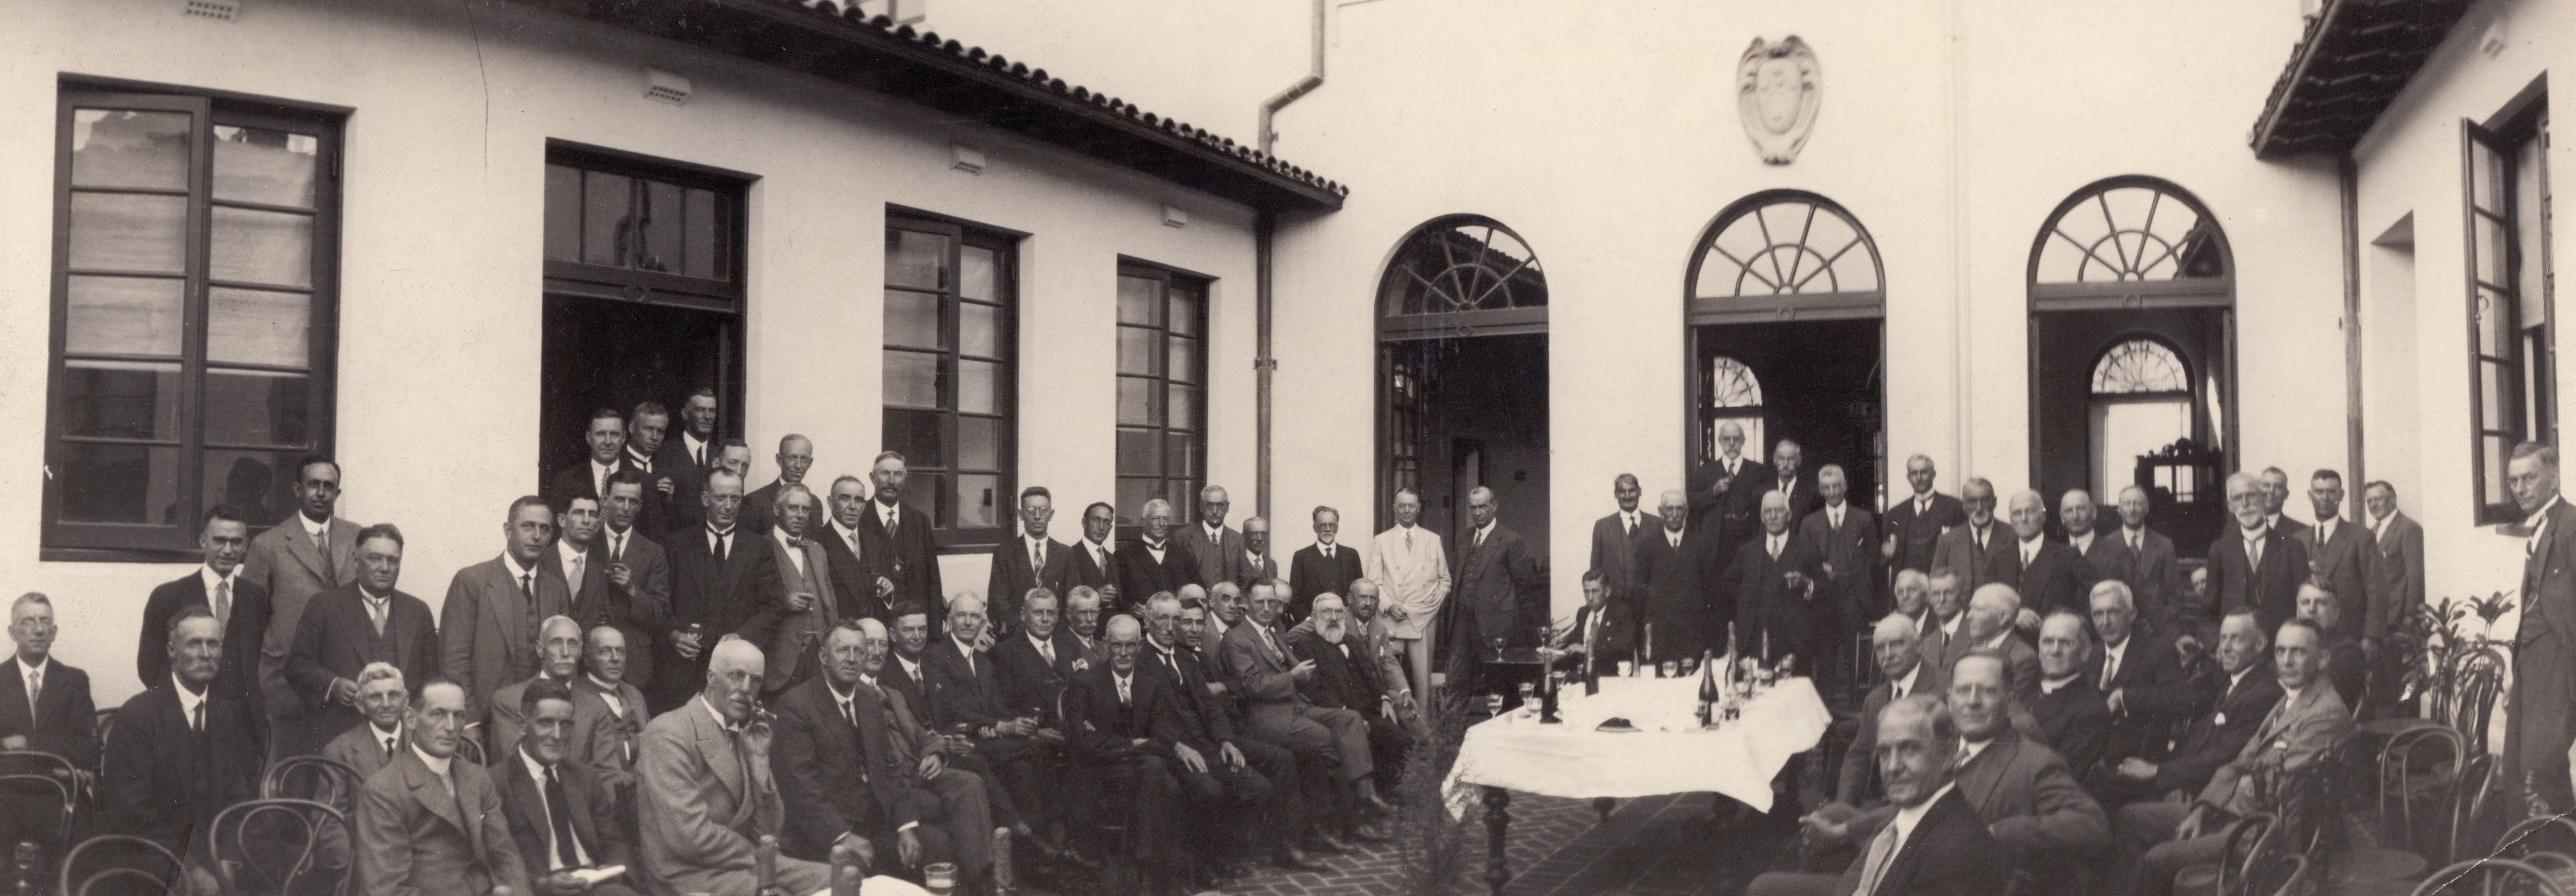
[637,639,830,896]
[1288,594,1412,798]
[2086,581,2194,778]
[2293,585,2367,712]
[2091,611,2281,809]
[1063,588,1107,669]
[2,592,97,852]
[1223,580,1377,853]
[1916,571,1968,671]
[104,607,261,866]
[992,588,1077,723]
[355,677,532,896]
[1834,613,1946,807]
[499,678,639,896]
[2120,619,2350,896]
[492,615,587,760]
[1141,592,1304,879]
[1344,580,1422,734]
[1943,584,2040,690]
[1061,616,1192,896]
[1752,695,2010,896]
[774,620,988,885]
[569,625,651,822]
[2025,611,2111,776]
[322,662,413,779]
[922,592,1062,848]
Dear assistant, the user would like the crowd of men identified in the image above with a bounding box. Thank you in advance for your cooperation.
[2,390,1556,896]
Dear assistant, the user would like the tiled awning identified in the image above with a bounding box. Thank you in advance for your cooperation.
[2248,0,2475,160]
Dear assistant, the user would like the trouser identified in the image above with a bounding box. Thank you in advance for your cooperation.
[971,735,1057,829]
[943,749,1027,831]
[2119,800,2221,896]
[2507,633,2576,813]
[1247,727,1341,838]
[1169,744,1274,864]
[1742,871,1854,896]
[903,765,995,876]
[1363,713,1414,792]
[1087,755,1184,873]
[1395,624,1437,723]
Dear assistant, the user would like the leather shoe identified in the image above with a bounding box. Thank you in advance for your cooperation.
[1360,793,1396,816]
[1307,831,1352,854]
[1346,822,1391,843]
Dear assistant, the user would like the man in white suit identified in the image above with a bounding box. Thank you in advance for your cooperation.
[1367,487,1449,723]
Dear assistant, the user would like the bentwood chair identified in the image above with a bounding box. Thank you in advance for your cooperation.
[57,834,183,896]
[206,797,352,896]
[2404,858,2569,896]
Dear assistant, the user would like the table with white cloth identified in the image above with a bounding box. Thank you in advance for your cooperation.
[1441,676,1834,894]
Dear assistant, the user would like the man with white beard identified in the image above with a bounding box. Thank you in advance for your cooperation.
[1288,595,1410,813]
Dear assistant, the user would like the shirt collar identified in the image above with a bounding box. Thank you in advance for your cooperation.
[1959,737,1994,763]
[298,512,330,538]
[1026,532,1050,551]
[1893,664,1920,694]
[951,635,980,657]
[2227,666,2253,690]
[370,720,403,741]
[501,551,537,583]
[519,745,556,782]
[591,457,619,477]
[2040,675,2076,695]
[1475,520,1498,541]
[625,446,654,469]
[697,695,741,733]
[412,743,453,776]
[16,655,49,678]
[825,678,860,706]
[1205,522,1225,541]
[584,672,621,693]
[171,672,207,712]
[2526,496,2563,531]
[858,673,879,689]
[1891,782,1958,841]
[2103,635,2130,660]
[773,526,803,552]
[555,537,588,568]
[200,565,238,595]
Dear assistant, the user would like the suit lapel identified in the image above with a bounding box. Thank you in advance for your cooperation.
[695,707,748,809]
[404,754,469,836]
[0,669,27,732]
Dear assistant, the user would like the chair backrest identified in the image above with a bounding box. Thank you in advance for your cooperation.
[2493,814,2576,862]
[2382,724,2468,854]
[0,773,75,853]
[262,755,366,817]
[93,709,117,750]
[206,797,351,896]
[2447,752,2500,864]
[2242,850,2308,896]
[57,834,183,896]
[452,736,485,766]
[2443,648,2508,754]
[2407,857,2571,896]
[2215,813,2279,896]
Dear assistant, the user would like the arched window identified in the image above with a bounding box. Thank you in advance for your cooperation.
[2089,336,2206,503]
[1687,191,1883,324]
[2030,177,2232,308]
[1703,355,1766,459]
[1377,215,1547,339]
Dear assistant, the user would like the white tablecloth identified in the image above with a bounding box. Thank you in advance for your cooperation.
[1442,676,1833,816]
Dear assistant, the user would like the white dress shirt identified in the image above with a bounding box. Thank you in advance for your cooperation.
[519,748,596,869]
[773,527,807,579]
[556,537,589,590]
[199,565,241,627]
[172,672,208,730]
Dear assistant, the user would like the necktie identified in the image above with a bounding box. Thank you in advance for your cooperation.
[1625,515,1635,538]
[191,701,204,733]
[884,506,898,537]
[1769,537,1781,561]
[1039,637,1055,665]
[597,466,609,499]
[368,596,387,635]
[214,578,232,628]
[570,555,585,589]
[1323,545,1333,560]
[840,696,856,727]
[1974,527,1986,553]
[314,527,335,586]
[1475,529,1486,549]
[544,765,580,868]
[1116,674,1132,706]
[1258,625,1281,661]
[610,531,625,562]
[385,735,397,757]
[1890,680,1903,701]
[1853,823,1901,896]
[1406,530,1414,551]
[26,668,40,718]
[2101,650,2119,692]
[2247,535,2264,568]
[521,571,536,605]
[713,530,730,566]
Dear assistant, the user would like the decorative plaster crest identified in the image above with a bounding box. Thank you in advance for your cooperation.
[1737,36,1821,165]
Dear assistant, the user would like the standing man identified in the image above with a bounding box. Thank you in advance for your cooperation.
[1288,506,1364,622]
[624,401,676,539]
[1068,502,1121,592]
[244,456,362,759]
[1883,454,1966,575]
[552,493,615,639]
[1588,474,1658,641]
[498,678,641,896]
[1231,517,1282,592]
[1930,479,2010,597]
[637,640,833,896]
[1994,490,2096,617]
[754,484,837,699]
[141,505,272,752]
[443,497,576,728]
[596,472,671,694]
[1768,440,1822,525]
[657,387,723,536]
[2507,442,2576,811]
[1367,488,1449,718]
[287,525,440,753]
[657,467,759,714]
[1636,489,1725,664]
[1690,420,1773,555]
[861,452,944,627]
[356,677,532,896]
[1178,485,1242,591]
[715,440,754,482]
[1801,464,1883,673]
[2106,486,2184,634]
[989,486,1074,627]
[2259,467,2309,539]
[742,434,815,537]
[2208,472,2310,634]
[1732,491,1825,674]
[2296,470,2375,643]
[1443,487,1543,693]
[819,475,889,625]
[549,408,628,504]
[2362,481,2424,655]
[105,607,262,864]
[1119,499,1198,613]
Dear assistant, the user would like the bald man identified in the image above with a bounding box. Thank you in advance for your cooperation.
[1836,613,1946,806]
[1990,490,2096,618]
[1121,499,1200,611]
[1732,490,1825,674]
[489,614,587,760]
[1945,585,2040,690]
[1443,487,1543,692]
[1636,489,1727,664]
[637,639,830,896]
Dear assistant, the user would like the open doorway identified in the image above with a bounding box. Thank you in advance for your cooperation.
[1383,334,1550,555]
[1693,320,1884,505]
[538,295,740,482]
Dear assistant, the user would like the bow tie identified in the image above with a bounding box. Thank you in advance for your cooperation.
[784,536,806,549]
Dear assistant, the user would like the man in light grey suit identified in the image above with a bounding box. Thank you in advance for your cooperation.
[243,456,363,758]
[1222,580,1388,830]
[1930,478,2010,598]
[322,662,411,780]
[756,484,838,699]
[487,615,584,761]
[1179,484,1244,590]
[443,496,576,730]
[355,677,532,896]
[2361,481,2424,653]
[638,639,830,896]
[1366,488,1449,718]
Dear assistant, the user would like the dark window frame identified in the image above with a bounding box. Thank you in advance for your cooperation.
[883,211,1019,550]
[2463,98,2555,527]
[42,86,345,562]
[542,143,749,313]
[1113,259,1211,533]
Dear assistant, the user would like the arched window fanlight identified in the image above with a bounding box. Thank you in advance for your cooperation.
[2028,176,2232,312]
[1709,356,1764,407]
[1687,190,1883,325]
[2091,338,2191,394]
[1378,215,1547,339]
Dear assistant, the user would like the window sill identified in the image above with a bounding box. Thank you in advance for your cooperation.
[41,546,204,565]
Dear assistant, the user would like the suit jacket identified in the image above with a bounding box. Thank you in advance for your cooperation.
[1688,455,1772,556]
[1231,552,1282,593]
[884,654,935,729]
[1288,543,1367,620]
[0,657,98,771]
[2153,667,2285,796]
[2326,638,2368,712]
[443,557,576,724]
[287,585,440,740]
[357,747,530,896]
[662,526,781,707]
[1448,524,1544,650]
[1067,539,1118,593]
[139,571,272,747]
[1801,504,1884,625]
[651,436,714,539]
[1176,523,1242,594]
[1289,630,1389,720]
[2525,498,2576,648]
[1634,525,1728,660]
[589,527,672,693]
[922,637,1011,730]
[550,462,620,507]
[620,448,676,541]
[2207,527,2311,634]
[2297,519,2376,641]
[569,676,650,792]
[2367,511,2426,642]
[1837,662,1949,805]
[1857,729,2109,868]
[1765,472,1824,531]
[768,676,900,860]
[1142,641,1237,753]
[1588,510,1660,612]
[856,500,943,627]
[1061,664,1184,764]
[324,720,409,782]
[2199,679,2350,816]
[2023,677,2112,775]
[1987,538,2096,617]
[244,514,363,719]
[986,534,1073,626]
[994,628,1085,723]
[1366,525,1451,641]
[1554,600,1634,673]
[753,533,839,695]
[1221,619,1318,733]
[2086,629,2195,762]
[739,478,788,538]
[103,683,262,860]
[1116,539,1199,612]
[1731,534,1827,655]
[1929,522,2011,597]
[496,748,634,876]
[1884,492,1968,574]
[1843,788,2010,896]
[2089,527,2182,629]
[637,696,796,896]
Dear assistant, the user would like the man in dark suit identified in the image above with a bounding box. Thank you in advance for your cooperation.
[1442,487,1545,692]
[2105,486,2185,634]
[751,484,839,700]
[1834,614,1947,806]
[2025,612,2110,775]
[592,473,672,694]
[1120,499,1199,613]
[288,524,441,751]
[1177,485,1242,592]
[818,474,889,625]
[2296,585,2368,712]
[2062,489,2126,605]
[549,492,621,665]
[1588,474,1658,649]
[243,456,362,759]
[770,622,985,879]
[993,589,1080,722]
[884,604,937,727]
[1733,490,1826,675]
[1802,464,1883,676]
[323,663,415,781]
[1068,502,1120,593]
[621,401,676,540]
[1062,615,1195,895]
[139,505,272,753]
[1767,439,1823,527]
[1689,420,1773,557]
[443,496,577,728]
[2208,472,2311,634]
[548,408,628,507]
[1991,490,2096,618]
[2082,581,2194,781]
[1753,695,2009,896]
[861,452,945,628]
[989,487,1075,629]
[1141,593,1312,874]
[1929,479,2010,598]
[657,387,722,537]
[2259,467,2308,539]
[741,433,815,538]
[2362,481,2425,659]
[1289,595,1412,794]
[1941,586,2041,697]
[106,607,264,865]
[1635,489,1725,664]
[657,467,777,713]
[2296,469,2375,643]
[1,593,96,851]
[1882,454,1967,575]
[1287,506,1365,622]
[356,677,534,896]
[1552,571,1633,676]
[1231,517,1283,593]
[498,678,641,896]
[2095,611,2281,809]
[2506,443,2576,810]
[922,593,1059,837]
